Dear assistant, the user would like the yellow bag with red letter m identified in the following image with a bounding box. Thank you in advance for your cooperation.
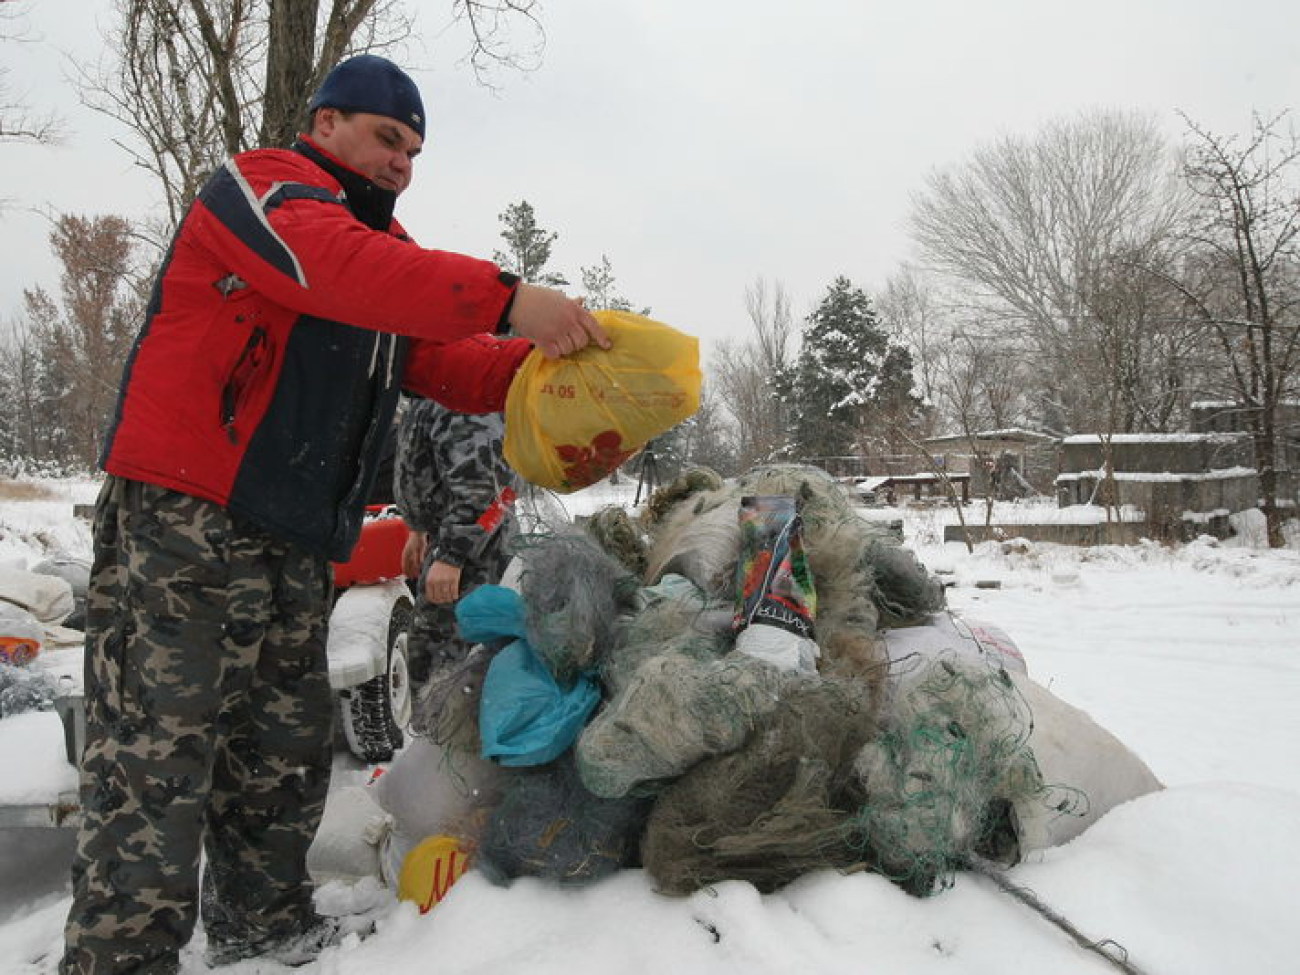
[504,310,701,492]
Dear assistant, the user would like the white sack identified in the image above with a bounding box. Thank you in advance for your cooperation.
[371,735,504,844]
[1012,673,1163,852]
[0,567,75,625]
[0,602,45,651]
[305,784,387,885]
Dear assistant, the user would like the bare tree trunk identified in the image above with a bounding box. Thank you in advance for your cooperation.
[262,0,319,147]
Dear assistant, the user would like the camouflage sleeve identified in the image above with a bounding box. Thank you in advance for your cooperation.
[392,398,445,533]
[396,398,516,568]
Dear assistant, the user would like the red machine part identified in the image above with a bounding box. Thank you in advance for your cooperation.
[332,506,413,589]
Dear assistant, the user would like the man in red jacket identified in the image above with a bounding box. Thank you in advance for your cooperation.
[61,55,607,975]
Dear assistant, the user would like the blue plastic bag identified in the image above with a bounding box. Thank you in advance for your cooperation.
[457,584,529,644]
[460,585,601,767]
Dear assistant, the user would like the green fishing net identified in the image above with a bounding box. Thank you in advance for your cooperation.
[641,675,877,894]
[845,653,1048,895]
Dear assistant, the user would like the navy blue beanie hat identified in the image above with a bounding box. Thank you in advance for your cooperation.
[308,54,425,139]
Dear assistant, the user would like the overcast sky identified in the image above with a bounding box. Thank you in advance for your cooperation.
[4,0,1300,362]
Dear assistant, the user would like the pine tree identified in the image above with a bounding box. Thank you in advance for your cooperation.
[578,254,649,314]
[787,276,922,460]
[493,200,568,285]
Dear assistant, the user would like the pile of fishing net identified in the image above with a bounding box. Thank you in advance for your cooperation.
[386,463,1159,901]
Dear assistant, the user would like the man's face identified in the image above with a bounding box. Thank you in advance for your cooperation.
[311,108,423,195]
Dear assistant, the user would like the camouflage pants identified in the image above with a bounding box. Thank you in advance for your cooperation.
[406,542,511,688]
[61,477,335,975]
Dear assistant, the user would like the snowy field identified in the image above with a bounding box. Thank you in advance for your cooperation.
[2,475,1299,975]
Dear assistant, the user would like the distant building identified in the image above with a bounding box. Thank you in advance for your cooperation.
[1055,432,1257,540]
[1190,400,1300,505]
[920,428,1059,498]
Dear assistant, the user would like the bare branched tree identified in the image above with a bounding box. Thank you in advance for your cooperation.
[0,1,61,145]
[712,277,795,469]
[454,0,544,85]
[75,0,542,247]
[1087,242,1209,433]
[879,265,945,408]
[676,381,736,475]
[75,0,415,241]
[910,109,1192,434]
[15,214,144,467]
[745,275,795,379]
[0,313,51,461]
[1167,111,1300,547]
[934,327,1027,435]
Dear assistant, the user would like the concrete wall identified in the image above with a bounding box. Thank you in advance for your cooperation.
[1052,432,1259,540]
[944,522,1149,545]
[1190,402,1300,508]
[1059,433,1254,474]
[1054,471,1258,538]
[943,508,1238,546]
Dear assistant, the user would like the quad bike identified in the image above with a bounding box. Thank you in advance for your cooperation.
[328,505,417,764]
[0,506,418,828]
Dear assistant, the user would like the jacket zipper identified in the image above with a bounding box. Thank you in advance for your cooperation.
[221,325,269,444]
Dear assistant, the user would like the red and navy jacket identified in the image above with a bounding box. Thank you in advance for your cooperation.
[101,137,533,561]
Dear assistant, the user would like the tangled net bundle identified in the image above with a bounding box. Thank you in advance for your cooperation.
[475,750,652,888]
[513,529,640,683]
[598,575,731,699]
[577,651,792,800]
[582,505,650,578]
[845,653,1048,895]
[641,675,878,894]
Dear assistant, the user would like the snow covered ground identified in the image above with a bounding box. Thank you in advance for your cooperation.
[2,476,1299,975]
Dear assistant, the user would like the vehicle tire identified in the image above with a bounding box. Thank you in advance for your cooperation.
[339,597,413,764]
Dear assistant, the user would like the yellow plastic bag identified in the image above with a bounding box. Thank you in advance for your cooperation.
[504,310,701,492]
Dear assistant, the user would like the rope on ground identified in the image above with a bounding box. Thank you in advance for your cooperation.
[963,853,1151,975]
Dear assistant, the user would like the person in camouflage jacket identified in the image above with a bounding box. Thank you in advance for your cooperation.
[394,396,520,687]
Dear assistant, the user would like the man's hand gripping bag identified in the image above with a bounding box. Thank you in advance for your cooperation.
[504,311,701,492]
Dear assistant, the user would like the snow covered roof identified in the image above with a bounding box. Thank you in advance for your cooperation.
[1055,466,1257,483]
[923,427,1058,445]
[851,472,970,493]
[1061,432,1250,445]
[1191,399,1300,409]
